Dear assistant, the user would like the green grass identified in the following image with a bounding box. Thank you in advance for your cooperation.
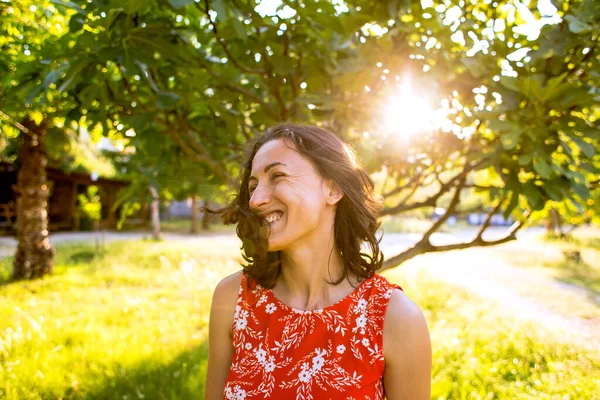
[1,239,599,399]
[0,239,242,400]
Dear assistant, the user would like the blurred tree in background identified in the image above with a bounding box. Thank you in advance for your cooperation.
[1,0,598,278]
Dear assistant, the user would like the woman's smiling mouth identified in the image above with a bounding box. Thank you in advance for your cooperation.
[263,211,284,226]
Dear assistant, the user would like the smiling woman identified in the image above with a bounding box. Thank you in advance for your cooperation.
[204,123,431,400]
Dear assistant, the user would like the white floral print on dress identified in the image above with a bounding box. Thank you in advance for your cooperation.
[265,303,277,314]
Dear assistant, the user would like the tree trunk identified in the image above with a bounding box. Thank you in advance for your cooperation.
[546,207,563,237]
[149,186,162,240]
[201,198,210,231]
[12,118,55,280]
[190,194,199,234]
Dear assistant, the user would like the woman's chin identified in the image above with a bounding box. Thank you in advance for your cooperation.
[267,237,286,252]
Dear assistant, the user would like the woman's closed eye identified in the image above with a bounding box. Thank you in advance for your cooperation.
[249,173,286,194]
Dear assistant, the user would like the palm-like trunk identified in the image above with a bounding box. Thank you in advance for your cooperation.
[13,118,55,280]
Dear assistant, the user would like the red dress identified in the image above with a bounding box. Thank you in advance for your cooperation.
[223,273,403,400]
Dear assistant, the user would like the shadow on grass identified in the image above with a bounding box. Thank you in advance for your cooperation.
[552,259,600,303]
[0,244,107,286]
[65,249,105,265]
[54,341,210,400]
[544,233,600,251]
[0,256,11,286]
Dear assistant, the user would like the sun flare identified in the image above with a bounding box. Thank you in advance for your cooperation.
[383,87,446,138]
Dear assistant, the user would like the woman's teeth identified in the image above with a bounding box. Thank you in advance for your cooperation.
[265,212,283,224]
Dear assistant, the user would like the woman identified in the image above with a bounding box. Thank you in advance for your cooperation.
[205,123,431,399]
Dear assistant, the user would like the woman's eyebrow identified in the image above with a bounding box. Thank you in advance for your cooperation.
[249,162,287,182]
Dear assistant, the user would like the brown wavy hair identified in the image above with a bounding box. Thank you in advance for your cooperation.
[213,123,383,289]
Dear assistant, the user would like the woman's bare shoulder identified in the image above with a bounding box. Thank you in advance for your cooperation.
[212,270,244,305]
[385,289,427,328]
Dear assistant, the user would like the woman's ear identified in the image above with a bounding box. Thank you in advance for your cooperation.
[324,179,344,206]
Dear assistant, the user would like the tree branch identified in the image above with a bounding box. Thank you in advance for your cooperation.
[381,209,532,271]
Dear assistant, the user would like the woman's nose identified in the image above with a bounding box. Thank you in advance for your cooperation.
[249,184,271,210]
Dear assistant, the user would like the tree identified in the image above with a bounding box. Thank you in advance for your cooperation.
[0,1,71,279]
[3,0,599,277]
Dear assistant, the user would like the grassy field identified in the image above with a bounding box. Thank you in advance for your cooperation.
[1,237,599,399]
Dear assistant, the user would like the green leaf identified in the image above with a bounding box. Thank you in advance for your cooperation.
[156,92,180,109]
[69,16,84,32]
[168,0,195,9]
[461,58,484,78]
[26,85,44,105]
[271,55,297,75]
[522,184,545,210]
[533,158,552,178]
[520,76,543,99]
[564,15,592,33]
[503,188,520,220]
[340,14,374,33]
[499,131,521,150]
[518,154,532,166]
[570,136,595,158]
[581,162,599,174]
[571,182,590,200]
[557,88,593,108]
[542,182,564,201]
[50,0,85,14]
[124,0,152,15]
[232,17,247,41]
[43,69,62,89]
[499,77,520,92]
[213,0,229,21]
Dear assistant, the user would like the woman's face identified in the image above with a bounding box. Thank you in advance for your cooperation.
[248,138,334,252]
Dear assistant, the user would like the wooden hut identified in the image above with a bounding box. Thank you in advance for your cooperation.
[0,161,129,232]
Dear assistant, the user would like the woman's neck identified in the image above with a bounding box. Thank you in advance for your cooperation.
[275,238,357,311]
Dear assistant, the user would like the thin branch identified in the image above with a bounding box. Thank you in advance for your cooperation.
[464,183,504,190]
[473,198,505,240]
[289,51,303,118]
[199,1,265,75]
[382,168,425,198]
[119,66,150,112]
[213,82,280,119]
[0,110,33,137]
[163,116,228,181]
[422,175,466,244]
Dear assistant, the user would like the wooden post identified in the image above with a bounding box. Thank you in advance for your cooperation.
[106,189,116,229]
[71,181,80,231]
[149,186,161,240]
[190,194,199,234]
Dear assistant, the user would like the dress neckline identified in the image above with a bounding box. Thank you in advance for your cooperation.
[264,275,374,314]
